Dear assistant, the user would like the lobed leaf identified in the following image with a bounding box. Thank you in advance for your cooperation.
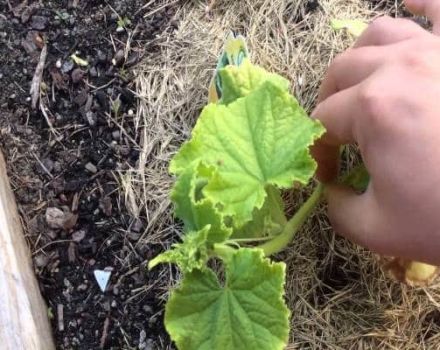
[219,59,289,104]
[165,248,290,350]
[148,227,210,272]
[171,79,324,226]
[171,163,232,243]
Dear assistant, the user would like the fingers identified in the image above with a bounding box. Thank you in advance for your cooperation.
[311,143,339,182]
[312,86,360,181]
[317,46,389,102]
[354,16,426,48]
[325,184,388,254]
[404,0,440,34]
[313,86,360,146]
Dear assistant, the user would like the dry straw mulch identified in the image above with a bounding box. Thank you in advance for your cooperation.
[126,1,440,348]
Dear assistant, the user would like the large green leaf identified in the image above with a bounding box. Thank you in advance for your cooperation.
[165,248,290,350]
[171,80,324,226]
[219,59,289,105]
[172,163,232,243]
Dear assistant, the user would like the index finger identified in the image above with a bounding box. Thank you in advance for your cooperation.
[312,86,360,181]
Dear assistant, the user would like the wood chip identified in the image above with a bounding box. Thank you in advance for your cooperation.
[67,242,77,263]
[99,316,110,349]
[30,43,47,109]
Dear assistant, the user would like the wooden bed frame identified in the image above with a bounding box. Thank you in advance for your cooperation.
[0,151,55,349]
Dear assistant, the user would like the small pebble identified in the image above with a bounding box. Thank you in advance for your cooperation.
[112,130,120,140]
[61,60,74,73]
[85,162,97,173]
[97,50,107,63]
[85,111,97,126]
[139,330,147,343]
[71,68,84,83]
[56,59,62,69]
[77,284,88,291]
[72,230,86,242]
[112,49,125,66]
[31,16,48,30]
[89,66,98,77]
[102,300,111,312]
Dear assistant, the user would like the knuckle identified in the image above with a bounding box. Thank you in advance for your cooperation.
[357,81,383,119]
[400,38,440,72]
[401,50,429,69]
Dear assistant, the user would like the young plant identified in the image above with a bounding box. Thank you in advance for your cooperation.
[149,58,325,350]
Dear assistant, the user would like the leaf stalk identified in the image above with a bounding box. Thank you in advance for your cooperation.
[258,183,324,256]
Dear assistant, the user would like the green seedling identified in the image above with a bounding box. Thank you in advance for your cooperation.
[149,59,326,350]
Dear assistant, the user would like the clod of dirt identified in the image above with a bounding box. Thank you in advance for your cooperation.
[72,230,86,242]
[30,15,48,30]
[45,207,78,230]
[71,68,84,83]
[46,207,65,229]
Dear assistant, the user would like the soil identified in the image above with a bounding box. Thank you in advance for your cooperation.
[0,0,176,349]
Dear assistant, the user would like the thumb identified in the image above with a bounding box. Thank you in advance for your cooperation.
[325,184,385,253]
[404,0,440,34]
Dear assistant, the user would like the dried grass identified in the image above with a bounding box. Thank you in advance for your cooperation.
[124,0,440,348]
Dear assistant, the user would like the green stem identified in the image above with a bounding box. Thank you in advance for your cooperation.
[258,183,324,256]
[227,236,277,243]
[212,243,236,261]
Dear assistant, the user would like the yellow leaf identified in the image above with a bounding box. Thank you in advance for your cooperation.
[70,54,89,67]
[331,19,368,37]
[382,257,439,287]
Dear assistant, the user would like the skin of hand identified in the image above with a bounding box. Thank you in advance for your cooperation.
[312,0,440,265]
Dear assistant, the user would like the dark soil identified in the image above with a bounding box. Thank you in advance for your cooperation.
[0,1,176,349]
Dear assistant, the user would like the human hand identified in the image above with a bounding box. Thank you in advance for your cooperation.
[312,0,440,265]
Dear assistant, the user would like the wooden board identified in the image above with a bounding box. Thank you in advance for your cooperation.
[0,151,55,350]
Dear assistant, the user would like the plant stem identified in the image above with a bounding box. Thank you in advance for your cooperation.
[258,183,324,256]
[212,243,236,261]
[227,236,276,243]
